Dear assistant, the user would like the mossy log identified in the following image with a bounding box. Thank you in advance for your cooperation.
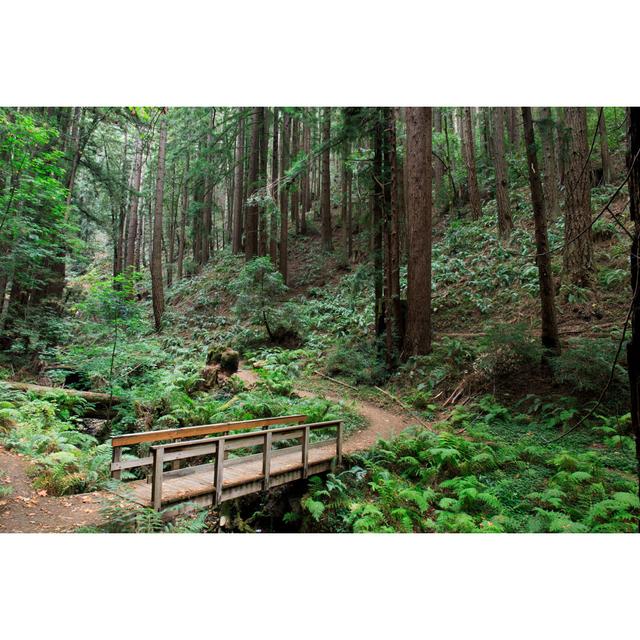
[0,381,124,417]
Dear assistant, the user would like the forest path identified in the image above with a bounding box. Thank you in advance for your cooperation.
[235,366,420,452]
[0,368,421,532]
[0,445,109,533]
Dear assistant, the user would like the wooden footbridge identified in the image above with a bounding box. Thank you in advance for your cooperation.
[110,414,343,511]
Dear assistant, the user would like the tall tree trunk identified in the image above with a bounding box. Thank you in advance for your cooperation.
[245,108,261,260]
[151,109,168,332]
[301,116,311,234]
[372,114,384,336]
[258,108,268,256]
[320,107,333,251]
[201,109,216,264]
[462,107,482,219]
[270,107,279,264]
[279,113,290,283]
[135,211,143,272]
[625,106,640,530]
[599,108,611,184]
[563,107,593,288]
[433,108,445,212]
[507,107,520,150]
[232,113,245,254]
[557,107,567,187]
[492,107,513,239]
[290,116,300,234]
[177,156,188,280]
[443,110,458,212]
[404,108,432,357]
[114,127,129,278]
[538,107,561,221]
[125,133,144,271]
[522,107,561,355]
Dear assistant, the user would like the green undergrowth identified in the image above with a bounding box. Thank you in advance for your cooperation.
[294,395,638,533]
[0,385,110,495]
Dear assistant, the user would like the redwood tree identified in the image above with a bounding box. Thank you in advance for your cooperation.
[245,107,261,260]
[320,107,333,251]
[625,106,640,527]
[461,107,482,219]
[404,107,432,357]
[538,107,560,220]
[125,132,144,271]
[563,107,593,288]
[492,107,513,239]
[231,112,245,254]
[151,109,168,332]
[522,107,561,355]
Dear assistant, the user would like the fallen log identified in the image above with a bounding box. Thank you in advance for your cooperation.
[0,381,124,417]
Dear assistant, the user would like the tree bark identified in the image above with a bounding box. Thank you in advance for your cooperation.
[270,107,279,265]
[232,113,245,254]
[462,107,482,219]
[625,106,640,530]
[125,133,144,271]
[522,107,561,355]
[320,107,333,251]
[404,108,432,357]
[301,116,311,234]
[373,114,384,336]
[258,107,268,256]
[433,108,445,212]
[290,115,300,234]
[599,108,611,184]
[244,108,261,260]
[150,109,168,332]
[563,107,593,288]
[538,107,561,221]
[279,113,290,283]
[492,107,513,239]
[201,109,216,264]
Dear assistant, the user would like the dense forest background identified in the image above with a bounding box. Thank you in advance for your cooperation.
[1,105,639,533]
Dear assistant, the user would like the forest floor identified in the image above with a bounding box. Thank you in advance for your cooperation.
[1,365,422,532]
[0,445,107,533]
[236,365,420,451]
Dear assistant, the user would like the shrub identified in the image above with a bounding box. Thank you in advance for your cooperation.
[325,337,387,386]
[549,337,628,406]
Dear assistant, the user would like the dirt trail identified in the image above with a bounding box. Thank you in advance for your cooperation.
[0,445,109,533]
[235,367,419,452]
[0,368,420,532]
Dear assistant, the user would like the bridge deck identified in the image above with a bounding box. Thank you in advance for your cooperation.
[119,441,336,509]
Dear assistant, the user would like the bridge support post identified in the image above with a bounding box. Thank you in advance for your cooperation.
[111,446,122,480]
[151,446,164,511]
[262,430,272,490]
[214,439,225,505]
[302,426,309,479]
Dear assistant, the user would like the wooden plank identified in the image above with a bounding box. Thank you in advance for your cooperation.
[151,447,164,510]
[302,426,309,479]
[111,414,307,447]
[171,439,180,471]
[337,421,343,466]
[110,455,153,472]
[263,431,272,490]
[111,447,122,480]
[214,439,224,505]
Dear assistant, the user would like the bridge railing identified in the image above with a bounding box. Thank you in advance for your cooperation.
[110,414,308,480]
[148,419,343,510]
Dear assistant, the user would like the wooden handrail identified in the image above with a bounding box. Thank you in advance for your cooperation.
[110,414,307,479]
[112,414,307,447]
[155,419,342,451]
